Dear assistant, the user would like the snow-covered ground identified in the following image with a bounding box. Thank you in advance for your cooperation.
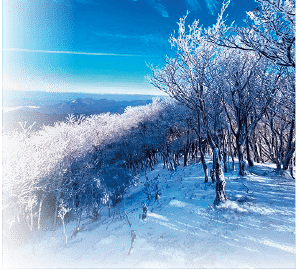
[3,160,295,268]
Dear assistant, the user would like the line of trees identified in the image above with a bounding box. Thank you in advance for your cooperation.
[150,0,295,204]
[2,98,203,246]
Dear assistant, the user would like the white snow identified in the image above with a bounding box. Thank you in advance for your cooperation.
[147,212,169,221]
[3,160,296,268]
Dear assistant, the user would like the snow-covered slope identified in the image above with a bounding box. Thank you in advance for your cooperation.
[3,161,295,268]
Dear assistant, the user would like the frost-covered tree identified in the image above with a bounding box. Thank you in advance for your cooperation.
[206,0,295,174]
[215,50,283,175]
[151,15,227,204]
[207,0,295,68]
[255,69,295,171]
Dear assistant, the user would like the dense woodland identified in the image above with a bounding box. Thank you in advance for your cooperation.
[3,0,295,247]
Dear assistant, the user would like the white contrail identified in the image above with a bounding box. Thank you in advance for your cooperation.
[2,48,142,57]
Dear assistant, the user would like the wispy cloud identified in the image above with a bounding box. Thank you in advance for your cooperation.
[151,1,169,18]
[140,34,161,44]
[132,0,168,18]
[185,0,201,11]
[204,0,218,15]
[94,32,129,39]
[53,0,96,4]
[2,48,142,57]
[94,32,165,45]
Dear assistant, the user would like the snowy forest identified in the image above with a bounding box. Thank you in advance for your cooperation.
[3,0,295,268]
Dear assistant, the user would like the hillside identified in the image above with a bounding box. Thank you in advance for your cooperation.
[3,160,295,268]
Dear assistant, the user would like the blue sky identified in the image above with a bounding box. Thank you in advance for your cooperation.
[3,0,257,94]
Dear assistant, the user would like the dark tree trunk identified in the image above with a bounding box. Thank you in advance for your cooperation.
[252,131,261,163]
[183,129,191,166]
[211,148,217,183]
[183,152,188,166]
[228,133,235,170]
[246,135,254,167]
[283,141,295,170]
[222,129,228,173]
[277,129,284,170]
[183,143,191,166]
[206,132,227,204]
[199,138,208,183]
[283,119,295,170]
[237,139,247,176]
[76,208,83,230]
[191,142,197,160]
[259,137,264,163]
[289,157,295,179]
[199,142,209,183]
[223,149,228,173]
[195,110,209,183]
[213,147,227,205]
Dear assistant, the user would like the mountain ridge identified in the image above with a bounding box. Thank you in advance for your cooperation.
[3,90,163,107]
[2,92,159,132]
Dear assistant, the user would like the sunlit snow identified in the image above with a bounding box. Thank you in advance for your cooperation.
[3,161,295,268]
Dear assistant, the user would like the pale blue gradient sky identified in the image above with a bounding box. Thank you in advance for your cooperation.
[3,0,256,94]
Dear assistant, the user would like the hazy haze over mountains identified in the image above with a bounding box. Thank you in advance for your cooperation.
[2,90,160,132]
[3,90,160,107]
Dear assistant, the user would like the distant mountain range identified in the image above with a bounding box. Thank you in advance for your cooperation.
[2,90,162,133]
[3,90,160,107]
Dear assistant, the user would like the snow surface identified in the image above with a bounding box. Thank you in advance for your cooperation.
[3,161,295,268]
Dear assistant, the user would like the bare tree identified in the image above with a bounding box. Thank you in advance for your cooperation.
[206,0,295,68]
[214,50,283,175]
[151,15,227,204]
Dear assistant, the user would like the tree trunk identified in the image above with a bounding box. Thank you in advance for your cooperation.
[210,147,217,183]
[290,157,295,179]
[53,192,60,231]
[183,142,191,166]
[201,151,209,183]
[37,194,47,230]
[222,130,228,172]
[199,139,209,183]
[183,150,188,166]
[213,147,227,205]
[228,133,235,170]
[191,142,197,160]
[223,149,228,173]
[283,119,295,170]
[246,135,254,167]
[253,135,261,163]
[183,129,191,166]
[206,131,227,204]
[237,139,247,176]
[283,141,295,170]
[76,208,83,230]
